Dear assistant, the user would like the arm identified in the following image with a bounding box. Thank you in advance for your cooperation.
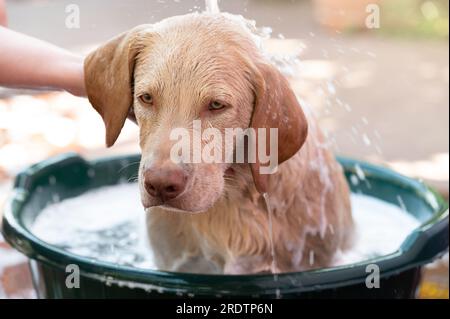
[0,0,6,26]
[0,26,85,96]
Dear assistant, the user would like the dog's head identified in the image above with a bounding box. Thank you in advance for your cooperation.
[84,14,308,213]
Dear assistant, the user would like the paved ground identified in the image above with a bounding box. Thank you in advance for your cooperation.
[0,0,448,298]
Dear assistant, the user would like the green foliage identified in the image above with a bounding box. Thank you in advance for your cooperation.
[379,0,449,39]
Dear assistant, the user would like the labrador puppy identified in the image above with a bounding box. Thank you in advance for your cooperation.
[84,13,354,274]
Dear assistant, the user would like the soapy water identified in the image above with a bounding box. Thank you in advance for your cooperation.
[31,183,420,272]
[31,183,156,269]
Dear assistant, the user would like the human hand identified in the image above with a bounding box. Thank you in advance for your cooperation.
[0,27,86,97]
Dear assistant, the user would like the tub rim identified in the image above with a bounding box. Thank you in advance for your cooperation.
[1,153,448,297]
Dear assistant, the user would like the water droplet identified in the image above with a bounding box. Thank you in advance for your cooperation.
[309,250,315,266]
[350,174,359,186]
[362,134,371,146]
[327,82,336,95]
[397,195,408,212]
[49,176,56,185]
[354,164,366,181]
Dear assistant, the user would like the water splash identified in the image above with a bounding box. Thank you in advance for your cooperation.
[262,192,281,298]
[198,0,385,284]
[262,193,278,272]
[204,0,290,295]
[205,0,220,14]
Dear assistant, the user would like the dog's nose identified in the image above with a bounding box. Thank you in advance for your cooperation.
[143,166,188,201]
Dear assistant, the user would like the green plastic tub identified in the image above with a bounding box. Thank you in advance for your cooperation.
[1,153,448,298]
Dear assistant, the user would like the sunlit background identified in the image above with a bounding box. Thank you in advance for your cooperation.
[0,0,448,298]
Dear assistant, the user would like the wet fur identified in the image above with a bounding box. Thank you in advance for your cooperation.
[84,13,354,274]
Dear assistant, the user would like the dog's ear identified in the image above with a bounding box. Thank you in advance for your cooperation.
[84,25,152,147]
[250,62,308,194]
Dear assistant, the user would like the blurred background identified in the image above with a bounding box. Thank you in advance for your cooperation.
[0,0,448,298]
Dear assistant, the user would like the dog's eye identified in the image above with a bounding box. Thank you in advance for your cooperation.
[209,101,226,111]
[139,93,153,105]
